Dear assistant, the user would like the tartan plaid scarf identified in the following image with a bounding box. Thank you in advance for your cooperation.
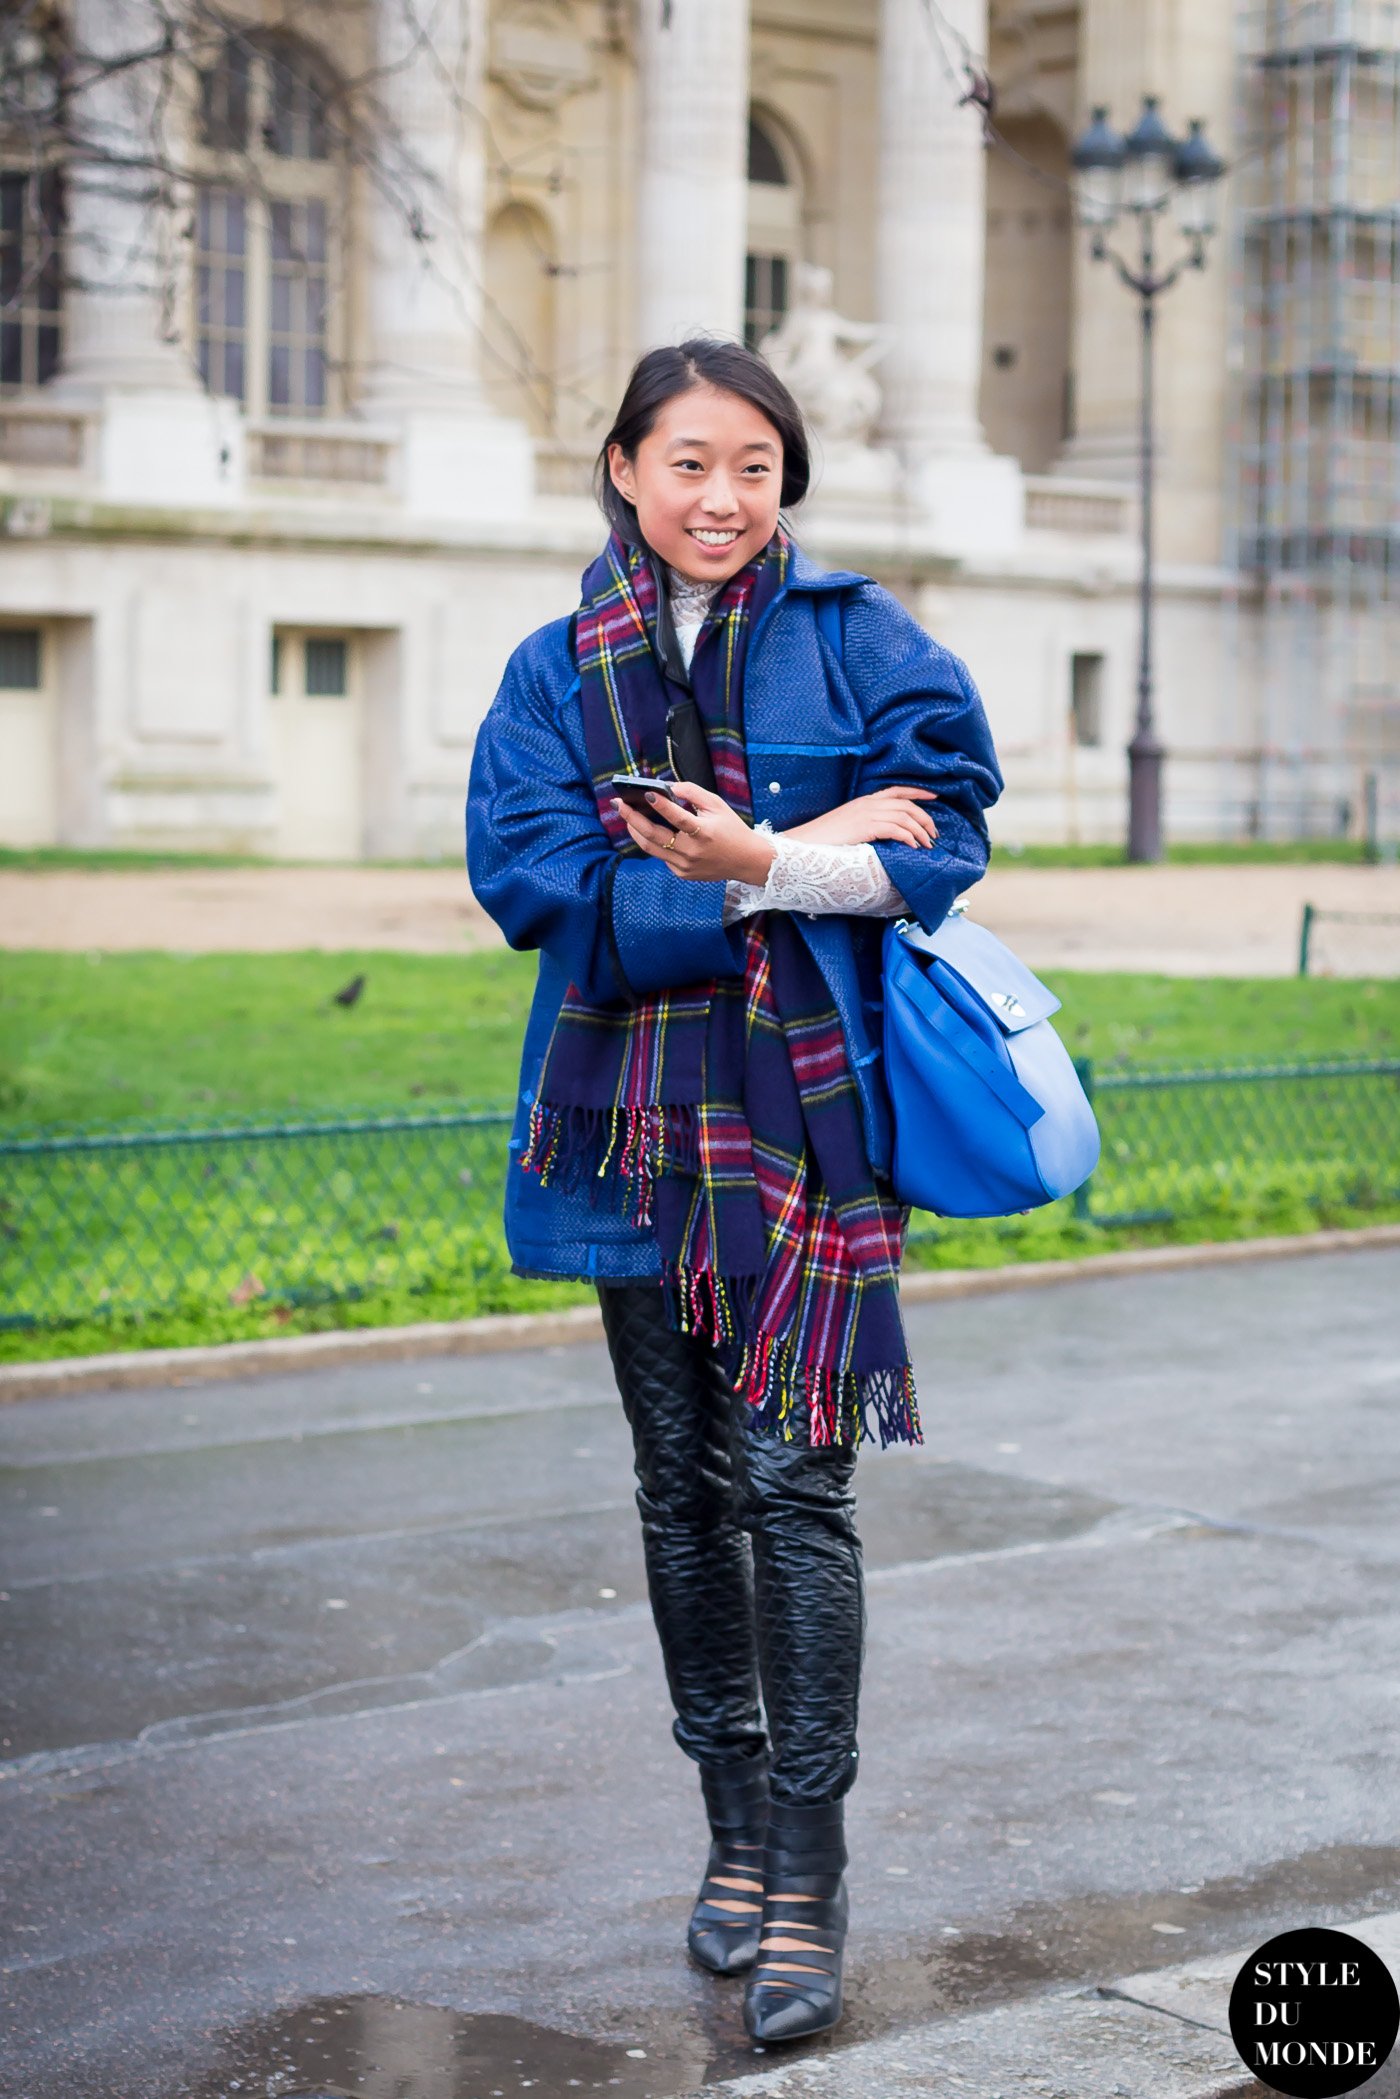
[519,528,920,1449]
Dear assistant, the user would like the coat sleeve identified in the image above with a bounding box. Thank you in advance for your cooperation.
[466,630,748,1004]
[841,583,1004,934]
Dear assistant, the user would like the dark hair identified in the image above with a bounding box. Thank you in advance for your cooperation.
[593,336,811,545]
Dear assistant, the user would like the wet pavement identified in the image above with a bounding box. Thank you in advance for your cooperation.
[2,1247,1398,2099]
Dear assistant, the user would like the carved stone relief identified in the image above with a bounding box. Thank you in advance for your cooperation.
[491,1,595,112]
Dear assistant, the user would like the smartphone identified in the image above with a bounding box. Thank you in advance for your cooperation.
[609,773,690,813]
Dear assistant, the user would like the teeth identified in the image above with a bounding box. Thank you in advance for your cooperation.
[691,530,738,544]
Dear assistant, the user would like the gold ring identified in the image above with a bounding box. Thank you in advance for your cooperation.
[663,833,679,851]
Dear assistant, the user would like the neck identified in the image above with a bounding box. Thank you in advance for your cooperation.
[665,567,725,626]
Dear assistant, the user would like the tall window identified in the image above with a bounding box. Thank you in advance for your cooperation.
[1070,653,1104,748]
[1,8,62,391]
[0,169,61,389]
[744,113,802,353]
[193,35,342,418]
[744,255,789,357]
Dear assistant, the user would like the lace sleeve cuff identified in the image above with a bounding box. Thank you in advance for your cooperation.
[723,825,909,925]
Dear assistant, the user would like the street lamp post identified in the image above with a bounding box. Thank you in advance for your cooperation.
[1070,99,1225,864]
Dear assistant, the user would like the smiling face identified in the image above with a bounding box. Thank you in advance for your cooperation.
[607,383,784,585]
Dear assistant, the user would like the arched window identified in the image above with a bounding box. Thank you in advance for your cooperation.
[193,34,344,418]
[745,111,802,352]
[747,118,787,188]
[0,10,64,391]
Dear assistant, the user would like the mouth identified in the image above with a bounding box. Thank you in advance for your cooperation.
[686,527,742,549]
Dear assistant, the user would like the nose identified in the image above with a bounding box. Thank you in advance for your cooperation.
[699,473,741,517]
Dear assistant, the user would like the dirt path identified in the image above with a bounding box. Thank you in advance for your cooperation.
[3,860,1399,974]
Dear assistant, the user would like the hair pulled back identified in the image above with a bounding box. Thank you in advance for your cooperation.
[593,336,811,546]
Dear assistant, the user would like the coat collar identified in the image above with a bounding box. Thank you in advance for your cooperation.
[783,538,868,595]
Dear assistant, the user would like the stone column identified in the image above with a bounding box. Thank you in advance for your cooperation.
[56,0,194,393]
[875,0,1020,547]
[53,0,237,503]
[635,0,750,349]
[363,0,489,410]
[361,0,532,519]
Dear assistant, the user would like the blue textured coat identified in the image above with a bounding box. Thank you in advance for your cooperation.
[466,541,1004,1282]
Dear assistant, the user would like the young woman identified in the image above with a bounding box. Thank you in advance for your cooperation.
[467,339,1002,2044]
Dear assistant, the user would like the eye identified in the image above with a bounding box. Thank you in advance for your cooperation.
[674,457,704,472]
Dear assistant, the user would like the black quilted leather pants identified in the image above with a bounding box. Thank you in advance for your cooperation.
[596,1279,865,1807]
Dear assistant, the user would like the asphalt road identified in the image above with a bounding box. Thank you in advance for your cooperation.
[2,1248,1399,2099]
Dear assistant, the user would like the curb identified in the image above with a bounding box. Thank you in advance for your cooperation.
[2,1223,1398,1405]
[685,1909,1400,2099]
[898,1221,1400,1305]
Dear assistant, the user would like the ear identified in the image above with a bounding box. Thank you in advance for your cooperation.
[607,442,636,503]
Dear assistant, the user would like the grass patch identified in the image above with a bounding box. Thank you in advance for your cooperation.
[3,1271,598,1363]
[7,1193,1396,1365]
[3,951,1397,1364]
[906,1181,1400,1272]
[0,949,532,1128]
[1051,972,1400,1069]
[0,846,266,872]
[0,846,462,872]
[3,839,1382,873]
[4,950,1398,1132]
[991,839,1377,867]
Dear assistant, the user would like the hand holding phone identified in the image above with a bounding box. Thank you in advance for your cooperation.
[607,773,775,885]
[609,772,691,813]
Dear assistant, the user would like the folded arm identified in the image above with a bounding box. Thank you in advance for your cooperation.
[841,586,1003,931]
[466,635,747,1004]
[723,824,909,924]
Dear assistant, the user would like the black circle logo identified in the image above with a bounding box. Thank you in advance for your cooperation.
[1229,1927,1399,2098]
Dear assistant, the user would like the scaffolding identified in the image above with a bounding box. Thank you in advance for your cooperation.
[1228,0,1400,845]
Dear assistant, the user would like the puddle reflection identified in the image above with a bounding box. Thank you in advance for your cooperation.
[178,1845,1400,2096]
[185,1998,695,2099]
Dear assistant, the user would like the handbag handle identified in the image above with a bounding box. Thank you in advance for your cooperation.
[893,957,1045,1130]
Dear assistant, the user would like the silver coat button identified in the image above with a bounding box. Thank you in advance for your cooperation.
[768,780,781,794]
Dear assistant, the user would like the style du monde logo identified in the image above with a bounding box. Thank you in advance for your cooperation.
[1229,1927,1400,2099]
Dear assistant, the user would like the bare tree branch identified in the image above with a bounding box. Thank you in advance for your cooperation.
[0,0,606,437]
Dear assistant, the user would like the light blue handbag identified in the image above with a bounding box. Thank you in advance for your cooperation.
[811,586,1098,1217]
[881,909,1101,1218]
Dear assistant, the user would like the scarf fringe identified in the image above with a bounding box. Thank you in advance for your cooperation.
[662,1260,924,1452]
[520,1099,701,1228]
[740,1344,923,1452]
[522,1105,923,1452]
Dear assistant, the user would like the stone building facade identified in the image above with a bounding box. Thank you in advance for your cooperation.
[0,0,1390,856]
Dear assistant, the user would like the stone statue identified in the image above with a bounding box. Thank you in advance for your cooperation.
[758,264,889,448]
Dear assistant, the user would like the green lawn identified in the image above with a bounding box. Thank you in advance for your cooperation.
[0,846,460,871]
[991,839,1379,867]
[0,838,1384,874]
[0,949,531,1128]
[4,949,1399,1133]
[3,951,1397,1363]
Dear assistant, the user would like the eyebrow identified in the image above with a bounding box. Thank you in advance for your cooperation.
[667,436,779,456]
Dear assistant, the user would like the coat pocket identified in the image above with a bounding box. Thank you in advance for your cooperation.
[744,742,870,826]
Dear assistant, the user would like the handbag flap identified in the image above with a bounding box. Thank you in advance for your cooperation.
[893,913,1061,1036]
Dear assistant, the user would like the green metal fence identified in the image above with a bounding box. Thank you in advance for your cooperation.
[0,1109,514,1335]
[2,1058,1398,1334]
[1068,1056,1400,1228]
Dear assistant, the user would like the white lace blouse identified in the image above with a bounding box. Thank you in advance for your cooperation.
[664,566,911,929]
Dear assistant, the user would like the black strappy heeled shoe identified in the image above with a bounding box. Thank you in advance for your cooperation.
[687,1755,770,1976]
[743,1797,849,2043]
